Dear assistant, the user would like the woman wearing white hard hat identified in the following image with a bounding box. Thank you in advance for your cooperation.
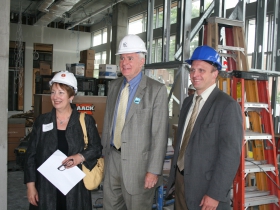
[24,71,102,210]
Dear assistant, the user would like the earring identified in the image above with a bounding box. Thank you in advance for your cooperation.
[70,99,72,103]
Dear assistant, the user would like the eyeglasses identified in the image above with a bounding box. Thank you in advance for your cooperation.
[57,159,74,171]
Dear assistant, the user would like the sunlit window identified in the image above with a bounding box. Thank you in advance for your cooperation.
[103,28,107,43]
[102,51,106,64]
[145,68,175,117]
[94,51,108,78]
[169,35,176,61]
[170,2,177,24]
[128,14,146,34]
[151,39,162,63]
[93,31,101,46]
[158,7,163,28]
[128,1,177,33]
[225,0,239,9]
[92,29,107,46]
[190,34,199,55]
[94,53,101,70]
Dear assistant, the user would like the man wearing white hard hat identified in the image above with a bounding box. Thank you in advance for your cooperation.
[101,34,169,210]
[188,84,196,95]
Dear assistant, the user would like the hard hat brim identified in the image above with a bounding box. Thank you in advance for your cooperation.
[185,59,222,70]
[115,51,147,55]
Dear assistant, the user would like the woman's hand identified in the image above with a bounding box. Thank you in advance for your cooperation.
[62,153,85,169]
[27,182,39,206]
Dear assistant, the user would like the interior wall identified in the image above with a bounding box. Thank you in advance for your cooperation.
[9,24,92,112]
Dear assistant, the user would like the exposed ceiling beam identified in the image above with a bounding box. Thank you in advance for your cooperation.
[66,0,123,30]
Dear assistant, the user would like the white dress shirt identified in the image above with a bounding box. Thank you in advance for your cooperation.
[180,83,216,148]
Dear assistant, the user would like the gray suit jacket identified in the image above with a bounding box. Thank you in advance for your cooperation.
[166,87,243,209]
[102,74,169,195]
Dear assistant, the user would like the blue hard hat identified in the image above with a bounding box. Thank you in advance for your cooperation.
[185,45,222,70]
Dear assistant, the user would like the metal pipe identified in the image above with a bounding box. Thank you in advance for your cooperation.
[38,0,55,13]
[66,0,123,30]
[146,0,154,64]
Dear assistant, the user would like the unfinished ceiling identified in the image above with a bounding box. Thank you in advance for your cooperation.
[10,0,141,29]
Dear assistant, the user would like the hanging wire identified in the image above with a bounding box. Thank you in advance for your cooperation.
[14,0,24,95]
[33,43,39,60]
[76,27,80,58]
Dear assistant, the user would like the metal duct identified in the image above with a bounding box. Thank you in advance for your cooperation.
[34,0,81,27]
[38,0,55,13]
[66,0,123,30]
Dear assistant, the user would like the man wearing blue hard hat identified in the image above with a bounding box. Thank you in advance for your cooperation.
[166,45,243,210]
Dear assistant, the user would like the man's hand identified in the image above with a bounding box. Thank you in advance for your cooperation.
[27,182,39,206]
[199,195,219,210]
[144,172,158,189]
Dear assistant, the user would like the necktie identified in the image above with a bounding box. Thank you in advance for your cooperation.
[113,83,130,149]
[177,95,202,171]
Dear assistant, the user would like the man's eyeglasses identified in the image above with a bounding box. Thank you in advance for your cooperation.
[57,159,74,171]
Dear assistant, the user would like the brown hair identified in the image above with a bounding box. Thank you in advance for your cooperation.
[50,82,75,98]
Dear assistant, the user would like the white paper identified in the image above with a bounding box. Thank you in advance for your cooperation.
[37,150,85,195]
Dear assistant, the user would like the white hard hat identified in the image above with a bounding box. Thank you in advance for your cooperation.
[188,84,196,90]
[116,34,147,55]
[49,71,78,93]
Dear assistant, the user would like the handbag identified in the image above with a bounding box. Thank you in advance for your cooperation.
[79,112,104,190]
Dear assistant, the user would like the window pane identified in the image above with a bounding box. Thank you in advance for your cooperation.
[190,34,199,55]
[225,0,239,9]
[153,9,156,29]
[192,1,200,18]
[145,69,175,117]
[143,13,147,32]
[93,30,102,46]
[128,14,144,34]
[169,35,176,61]
[151,40,156,63]
[170,2,177,24]
[157,39,162,62]
[102,51,106,64]
[247,19,255,54]
[158,7,163,28]
[94,53,101,70]
[102,28,107,44]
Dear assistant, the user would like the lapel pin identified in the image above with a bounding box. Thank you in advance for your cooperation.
[134,97,141,104]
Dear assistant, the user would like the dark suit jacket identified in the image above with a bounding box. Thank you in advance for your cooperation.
[102,74,169,195]
[166,87,243,209]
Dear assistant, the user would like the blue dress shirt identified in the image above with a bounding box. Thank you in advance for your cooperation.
[111,72,142,146]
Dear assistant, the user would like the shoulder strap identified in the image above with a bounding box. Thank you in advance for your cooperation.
[79,112,88,149]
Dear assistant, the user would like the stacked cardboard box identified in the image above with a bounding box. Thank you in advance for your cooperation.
[99,64,118,79]
[79,49,95,78]
[70,63,85,76]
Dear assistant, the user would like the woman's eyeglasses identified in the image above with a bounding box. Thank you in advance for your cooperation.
[57,159,74,171]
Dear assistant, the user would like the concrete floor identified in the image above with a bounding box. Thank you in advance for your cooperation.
[7,161,104,210]
[7,161,173,210]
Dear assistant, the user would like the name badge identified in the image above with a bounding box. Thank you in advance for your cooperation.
[42,123,53,132]
[134,97,141,104]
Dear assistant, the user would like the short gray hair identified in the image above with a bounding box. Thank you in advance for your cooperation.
[138,52,146,59]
